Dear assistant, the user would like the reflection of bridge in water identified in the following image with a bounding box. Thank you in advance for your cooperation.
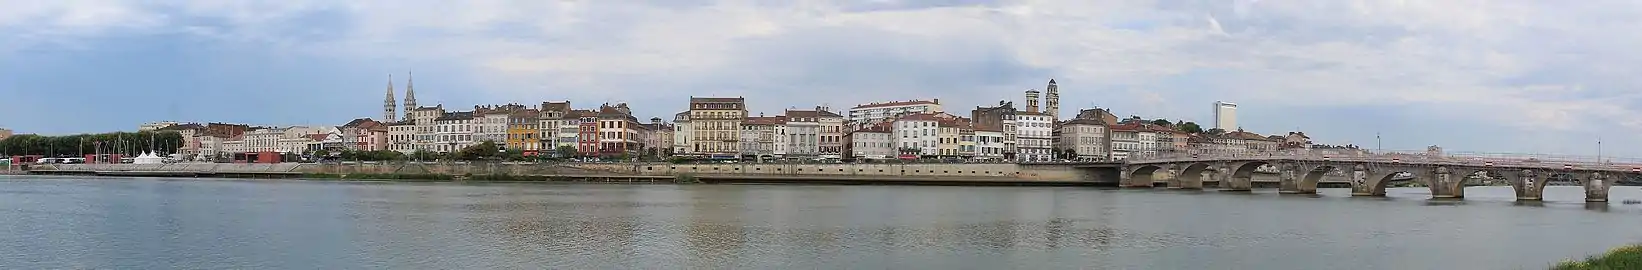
[1119,149,1638,202]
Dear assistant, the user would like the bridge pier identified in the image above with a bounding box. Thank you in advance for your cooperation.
[1428,166,1462,199]
[1511,169,1544,201]
[1587,172,1612,202]
[1277,163,1308,194]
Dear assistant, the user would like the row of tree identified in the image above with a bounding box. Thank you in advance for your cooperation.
[0,131,185,157]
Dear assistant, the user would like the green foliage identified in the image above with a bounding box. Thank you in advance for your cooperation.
[410,149,441,161]
[456,141,502,161]
[555,145,577,158]
[0,131,184,157]
[1554,244,1642,270]
[1178,122,1205,134]
[1205,128,1227,135]
[1150,119,1172,126]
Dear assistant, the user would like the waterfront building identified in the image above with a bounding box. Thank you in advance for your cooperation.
[539,101,570,152]
[972,101,1019,159]
[1224,129,1280,152]
[138,121,180,132]
[784,109,820,158]
[936,119,962,157]
[1282,132,1313,149]
[638,118,673,157]
[387,121,416,154]
[1016,111,1054,162]
[845,123,893,159]
[565,110,595,156]
[596,103,642,157]
[847,99,942,130]
[672,111,692,155]
[974,129,1006,160]
[1214,101,1238,131]
[434,111,475,153]
[770,121,787,157]
[409,105,445,152]
[339,118,386,151]
[157,123,206,157]
[956,119,977,157]
[688,97,746,158]
[816,107,845,159]
[575,110,599,156]
[506,110,539,152]
[1109,124,1143,160]
[740,116,783,158]
[893,113,941,157]
[1055,118,1110,161]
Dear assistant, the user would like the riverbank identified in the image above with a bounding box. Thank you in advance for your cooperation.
[1554,244,1642,269]
[25,162,1114,187]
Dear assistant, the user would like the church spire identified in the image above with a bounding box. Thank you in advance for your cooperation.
[403,71,418,120]
[383,74,397,122]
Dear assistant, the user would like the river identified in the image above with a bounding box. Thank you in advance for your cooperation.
[2,176,1640,269]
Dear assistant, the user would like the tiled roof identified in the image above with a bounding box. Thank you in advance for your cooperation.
[158,123,205,131]
[436,111,474,121]
[1061,118,1107,126]
[540,101,570,112]
[743,116,787,125]
[690,97,744,103]
[852,99,939,109]
[896,113,941,121]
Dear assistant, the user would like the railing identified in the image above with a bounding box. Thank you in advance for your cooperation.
[1128,149,1642,172]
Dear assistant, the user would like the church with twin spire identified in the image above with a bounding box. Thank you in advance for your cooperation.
[382,72,419,122]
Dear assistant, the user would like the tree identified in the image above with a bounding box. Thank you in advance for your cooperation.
[1205,128,1227,135]
[1150,119,1172,127]
[457,141,503,161]
[411,149,440,161]
[555,145,577,158]
[1063,148,1078,160]
[1178,122,1205,134]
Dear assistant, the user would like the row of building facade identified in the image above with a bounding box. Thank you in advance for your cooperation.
[148,76,1318,162]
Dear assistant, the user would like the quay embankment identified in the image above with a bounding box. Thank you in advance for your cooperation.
[26,162,1117,187]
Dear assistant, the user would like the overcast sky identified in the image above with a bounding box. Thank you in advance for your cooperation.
[3,0,1640,158]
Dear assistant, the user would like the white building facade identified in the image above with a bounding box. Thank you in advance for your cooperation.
[1015,112,1054,162]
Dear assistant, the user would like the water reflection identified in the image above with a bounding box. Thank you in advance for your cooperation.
[5,176,1642,269]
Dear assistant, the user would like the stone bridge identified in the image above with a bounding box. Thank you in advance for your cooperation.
[1121,150,1640,202]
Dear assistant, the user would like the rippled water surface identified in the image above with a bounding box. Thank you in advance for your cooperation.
[4,176,1642,269]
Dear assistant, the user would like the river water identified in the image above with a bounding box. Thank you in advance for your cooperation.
[3,176,1640,269]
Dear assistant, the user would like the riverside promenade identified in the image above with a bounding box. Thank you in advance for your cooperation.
[28,162,1121,186]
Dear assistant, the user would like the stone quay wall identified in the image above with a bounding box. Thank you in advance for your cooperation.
[41,162,1115,183]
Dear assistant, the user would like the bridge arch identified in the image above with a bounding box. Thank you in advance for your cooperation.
[1174,162,1214,189]
[1226,161,1271,191]
[1125,165,1167,188]
[1296,164,1340,194]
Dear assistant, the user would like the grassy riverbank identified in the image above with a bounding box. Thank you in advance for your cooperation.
[1553,244,1642,269]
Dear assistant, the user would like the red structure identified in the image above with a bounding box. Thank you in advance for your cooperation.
[233,151,283,163]
[577,122,599,157]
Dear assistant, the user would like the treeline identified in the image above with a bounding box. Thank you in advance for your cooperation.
[0,131,184,157]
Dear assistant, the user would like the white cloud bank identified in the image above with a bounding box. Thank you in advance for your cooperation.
[5,0,1642,155]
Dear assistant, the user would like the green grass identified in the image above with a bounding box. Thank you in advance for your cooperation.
[1554,244,1642,270]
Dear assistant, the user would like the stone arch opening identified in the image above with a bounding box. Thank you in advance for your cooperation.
[1361,170,1419,197]
[1227,161,1271,191]
[1126,165,1164,187]
[1297,165,1341,193]
[1175,162,1214,189]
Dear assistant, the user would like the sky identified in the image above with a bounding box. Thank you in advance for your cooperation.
[2,0,1641,158]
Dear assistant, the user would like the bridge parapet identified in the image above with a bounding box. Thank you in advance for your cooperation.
[1127,149,1642,172]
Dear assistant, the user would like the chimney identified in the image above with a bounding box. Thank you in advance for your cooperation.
[933,98,939,104]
